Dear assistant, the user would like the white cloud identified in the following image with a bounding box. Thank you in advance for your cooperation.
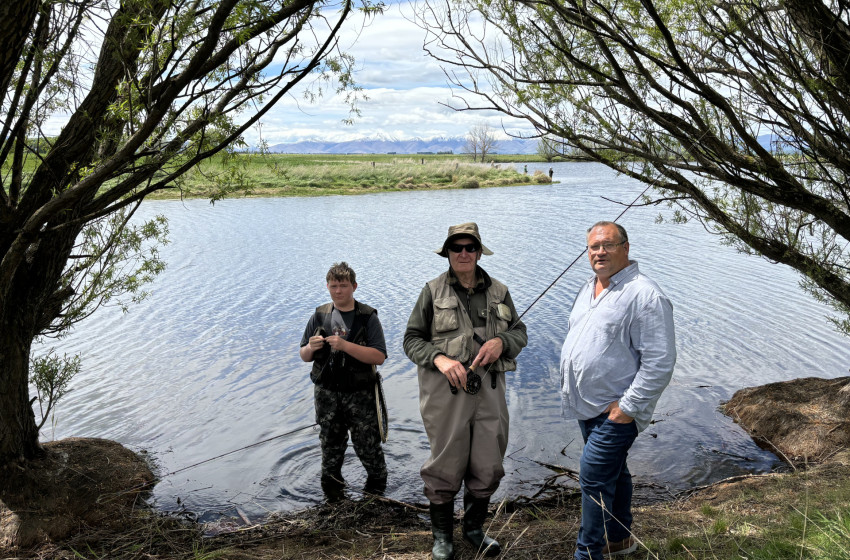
[252,0,535,146]
[255,79,533,145]
[43,1,534,147]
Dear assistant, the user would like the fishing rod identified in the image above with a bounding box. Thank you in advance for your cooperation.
[512,179,654,326]
[154,180,657,470]
[461,180,655,394]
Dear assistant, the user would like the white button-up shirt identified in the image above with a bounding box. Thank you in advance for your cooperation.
[559,261,676,432]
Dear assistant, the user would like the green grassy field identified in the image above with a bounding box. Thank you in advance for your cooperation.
[158,152,553,199]
[3,151,558,199]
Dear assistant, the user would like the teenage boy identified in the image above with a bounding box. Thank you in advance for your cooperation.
[299,262,388,500]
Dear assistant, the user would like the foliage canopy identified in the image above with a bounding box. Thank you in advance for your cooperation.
[0,0,380,463]
[418,0,850,334]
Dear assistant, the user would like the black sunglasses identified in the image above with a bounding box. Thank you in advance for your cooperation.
[447,242,480,254]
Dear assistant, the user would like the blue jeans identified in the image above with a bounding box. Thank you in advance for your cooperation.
[575,413,638,560]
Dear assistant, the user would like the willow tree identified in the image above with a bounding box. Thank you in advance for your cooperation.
[418,0,850,334]
[0,0,379,465]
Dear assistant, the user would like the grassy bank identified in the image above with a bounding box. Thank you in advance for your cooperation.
[151,153,553,199]
[210,460,850,560]
[21,454,850,559]
[3,152,557,199]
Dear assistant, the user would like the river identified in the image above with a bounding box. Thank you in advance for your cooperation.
[35,161,849,523]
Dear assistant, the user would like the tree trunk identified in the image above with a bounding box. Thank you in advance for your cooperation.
[0,219,78,465]
[0,0,39,100]
[0,323,41,463]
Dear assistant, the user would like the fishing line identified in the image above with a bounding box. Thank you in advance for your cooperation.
[473,179,657,384]
[163,422,318,478]
[511,180,654,327]
[107,422,319,500]
[510,122,716,325]
[146,178,657,480]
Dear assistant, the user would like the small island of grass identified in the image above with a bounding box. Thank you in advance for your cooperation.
[147,153,555,199]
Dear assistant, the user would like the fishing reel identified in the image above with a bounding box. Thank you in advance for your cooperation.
[464,368,482,394]
[449,367,482,395]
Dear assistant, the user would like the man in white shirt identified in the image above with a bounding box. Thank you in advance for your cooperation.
[560,222,676,559]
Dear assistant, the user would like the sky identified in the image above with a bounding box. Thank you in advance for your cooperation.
[38,1,534,148]
[251,0,534,147]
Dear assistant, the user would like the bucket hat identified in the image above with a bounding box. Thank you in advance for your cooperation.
[434,222,493,257]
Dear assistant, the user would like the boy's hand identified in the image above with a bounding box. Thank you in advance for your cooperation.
[324,335,348,352]
[308,334,326,351]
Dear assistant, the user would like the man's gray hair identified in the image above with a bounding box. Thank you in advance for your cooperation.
[587,221,628,243]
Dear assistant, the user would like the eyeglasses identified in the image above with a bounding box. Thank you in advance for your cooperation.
[587,241,625,252]
[447,242,480,254]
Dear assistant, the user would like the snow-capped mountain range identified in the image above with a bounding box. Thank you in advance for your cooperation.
[266,134,789,155]
[268,136,541,155]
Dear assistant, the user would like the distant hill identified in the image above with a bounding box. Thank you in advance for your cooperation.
[268,136,540,155]
[267,134,793,156]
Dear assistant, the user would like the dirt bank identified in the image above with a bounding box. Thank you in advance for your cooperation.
[721,375,850,466]
[0,438,154,549]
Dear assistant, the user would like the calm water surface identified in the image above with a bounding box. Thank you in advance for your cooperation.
[37,162,849,522]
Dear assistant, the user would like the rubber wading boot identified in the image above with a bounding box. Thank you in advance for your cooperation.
[320,471,345,503]
[429,501,455,560]
[462,493,501,557]
[363,473,387,496]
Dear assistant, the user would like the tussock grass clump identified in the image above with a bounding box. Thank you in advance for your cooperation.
[533,170,553,184]
[722,376,850,465]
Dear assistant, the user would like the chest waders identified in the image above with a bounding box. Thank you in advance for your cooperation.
[419,271,515,559]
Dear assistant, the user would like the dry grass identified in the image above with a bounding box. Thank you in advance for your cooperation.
[5,378,850,559]
[147,154,535,200]
[7,459,849,559]
[722,376,850,465]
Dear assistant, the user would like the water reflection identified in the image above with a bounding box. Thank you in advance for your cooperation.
[37,162,849,522]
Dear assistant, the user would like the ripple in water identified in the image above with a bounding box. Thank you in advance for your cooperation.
[37,162,850,519]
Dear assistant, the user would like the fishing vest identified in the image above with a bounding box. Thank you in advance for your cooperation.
[310,301,378,392]
[427,270,517,374]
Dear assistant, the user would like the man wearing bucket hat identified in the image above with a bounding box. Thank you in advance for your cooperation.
[404,222,527,560]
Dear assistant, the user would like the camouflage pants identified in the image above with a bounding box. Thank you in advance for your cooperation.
[314,385,387,483]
